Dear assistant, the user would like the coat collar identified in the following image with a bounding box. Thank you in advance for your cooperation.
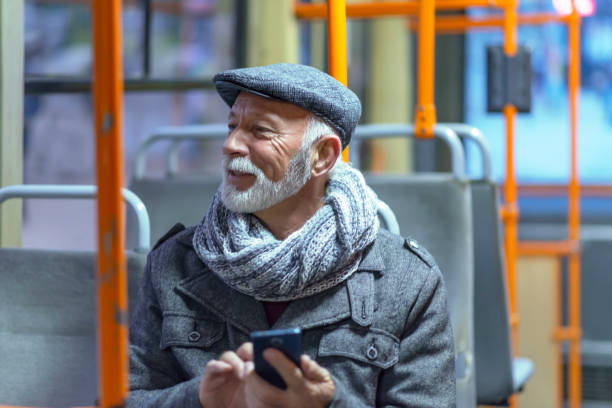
[356,235,386,274]
[175,228,385,333]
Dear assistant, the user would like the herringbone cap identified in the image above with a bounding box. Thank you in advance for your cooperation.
[213,63,361,148]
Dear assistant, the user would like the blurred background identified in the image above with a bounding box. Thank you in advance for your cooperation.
[6,1,612,406]
[19,0,611,249]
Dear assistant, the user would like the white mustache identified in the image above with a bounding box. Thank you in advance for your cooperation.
[223,156,265,178]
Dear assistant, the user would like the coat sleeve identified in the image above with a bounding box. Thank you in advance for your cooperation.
[127,254,203,408]
[376,264,456,408]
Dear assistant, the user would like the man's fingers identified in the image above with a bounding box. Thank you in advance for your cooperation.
[300,355,332,383]
[201,360,235,391]
[300,354,318,379]
[236,342,254,362]
[244,364,286,406]
[263,348,303,389]
[219,351,246,379]
[204,359,233,376]
[243,360,255,377]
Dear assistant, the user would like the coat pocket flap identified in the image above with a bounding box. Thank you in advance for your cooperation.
[318,327,399,369]
[160,313,224,349]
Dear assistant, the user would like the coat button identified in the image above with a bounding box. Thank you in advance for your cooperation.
[366,344,378,360]
[188,331,201,342]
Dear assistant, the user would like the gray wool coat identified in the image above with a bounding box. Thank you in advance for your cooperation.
[128,225,456,407]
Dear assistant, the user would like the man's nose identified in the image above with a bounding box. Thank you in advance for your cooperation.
[222,127,249,157]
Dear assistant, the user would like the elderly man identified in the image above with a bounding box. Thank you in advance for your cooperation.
[128,63,455,407]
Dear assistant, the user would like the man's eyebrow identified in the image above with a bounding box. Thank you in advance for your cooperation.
[255,111,285,127]
[227,109,284,131]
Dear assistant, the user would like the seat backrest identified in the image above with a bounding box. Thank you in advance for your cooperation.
[126,176,221,247]
[0,248,146,407]
[470,180,515,404]
[364,173,476,408]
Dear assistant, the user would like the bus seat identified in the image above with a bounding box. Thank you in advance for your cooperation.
[0,184,151,253]
[126,176,220,248]
[0,249,146,407]
[364,172,476,408]
[470,179,533,404]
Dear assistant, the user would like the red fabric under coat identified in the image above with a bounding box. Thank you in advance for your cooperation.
[262,301,290,327]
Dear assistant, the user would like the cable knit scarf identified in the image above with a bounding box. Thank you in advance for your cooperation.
[192,162,379,301]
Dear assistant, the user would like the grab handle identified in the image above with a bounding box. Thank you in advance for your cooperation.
[353,124,466,179]
[0,184,151,252]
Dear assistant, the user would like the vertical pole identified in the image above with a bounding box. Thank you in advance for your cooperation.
[0,0,24,247]
[367,17,413,173]
[503,103,518,341]
[567,5,582,407]
[503,0,518,347]
[503,0,518,405]
[246,0,298,67]
[142,0,152,77]
[554,256,563,408]
[309,0,327,72]
[234,0,248,68]
[326,0,349,162]
[310,25,327,72]
[91,1,128,406]
[414,0,436,138]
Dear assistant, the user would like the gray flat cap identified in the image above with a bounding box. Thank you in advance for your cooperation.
[213,63,361,148]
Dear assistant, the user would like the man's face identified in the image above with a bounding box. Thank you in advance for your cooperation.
[221,92,313,213]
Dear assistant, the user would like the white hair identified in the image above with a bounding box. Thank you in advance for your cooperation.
[304,114,346,174]
[301,114,340,153]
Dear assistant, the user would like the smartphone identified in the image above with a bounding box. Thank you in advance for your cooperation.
[250,328,302,390]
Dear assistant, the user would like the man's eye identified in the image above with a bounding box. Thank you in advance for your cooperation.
[254,126,276,138]
[228,124,237,132]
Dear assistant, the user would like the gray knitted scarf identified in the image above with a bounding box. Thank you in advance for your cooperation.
[193,162,379,301]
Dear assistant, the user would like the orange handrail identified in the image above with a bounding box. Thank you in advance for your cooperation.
[327,0,350,162]
[502,0,519,370]
[408,12,571,33]
[499,11,519,407]
[327,0,348,87]
[517,240,580,256]
[510,183,612,196]
[91,0,128,407]
[295,0,506,20]
[415,0,436,138]
[567,4,582,407]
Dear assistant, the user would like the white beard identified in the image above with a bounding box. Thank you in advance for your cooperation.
[221,146,312,213]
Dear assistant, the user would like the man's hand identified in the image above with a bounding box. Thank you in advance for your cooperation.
[199,343,253,408]
[243,348,336,408]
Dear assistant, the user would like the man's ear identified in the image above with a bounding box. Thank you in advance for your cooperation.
[311,135,341,177]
